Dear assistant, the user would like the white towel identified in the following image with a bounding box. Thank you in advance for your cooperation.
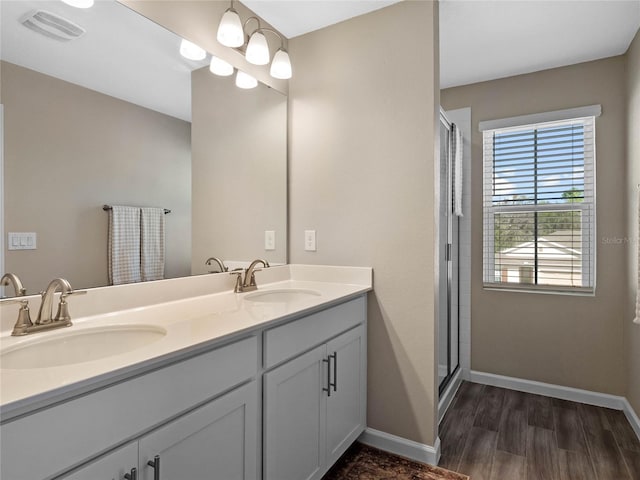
[635,188,640,325]
[108,206,141,285]
[140,207,165,282]
[453,124,464,217]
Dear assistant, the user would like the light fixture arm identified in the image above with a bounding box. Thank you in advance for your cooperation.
[253,27,285,50]
[243,16,262,37]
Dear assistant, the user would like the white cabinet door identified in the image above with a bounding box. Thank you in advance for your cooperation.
[325,325,366,467]
[59,443,138,480]
[263,345,327,480]
[138,381,258,480]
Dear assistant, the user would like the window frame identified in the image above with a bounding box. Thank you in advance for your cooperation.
[480,107,599,295]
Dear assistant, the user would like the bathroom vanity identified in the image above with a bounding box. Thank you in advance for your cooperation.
[0,265,371,480]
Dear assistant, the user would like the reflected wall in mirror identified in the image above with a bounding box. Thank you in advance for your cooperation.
[0,0,287,296]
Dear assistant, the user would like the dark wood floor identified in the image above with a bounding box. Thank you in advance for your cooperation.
[438,381,640,479]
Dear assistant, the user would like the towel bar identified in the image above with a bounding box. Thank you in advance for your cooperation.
[103,205,171,214]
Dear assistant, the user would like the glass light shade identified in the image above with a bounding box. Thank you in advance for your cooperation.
[235,71,258,89]
[179,39,206,61]
[270,48,292,79]
[217,8,244,48]
[245,31,270,66]
[209,55,234,76]
[61,0,94,7]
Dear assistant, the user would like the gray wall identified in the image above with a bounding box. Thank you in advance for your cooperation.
[2,61,191,293]
[626,29,640,415]
[190,66,287,272]
[442,56,628,395]
[288,1,441,446]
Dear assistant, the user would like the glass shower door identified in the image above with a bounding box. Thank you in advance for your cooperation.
[438,111,460,394]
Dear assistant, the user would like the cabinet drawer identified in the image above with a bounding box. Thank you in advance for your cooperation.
[1,335,258,480]
[263,296,365,369]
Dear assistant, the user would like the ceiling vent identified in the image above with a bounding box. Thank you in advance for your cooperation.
[21,10,86,42]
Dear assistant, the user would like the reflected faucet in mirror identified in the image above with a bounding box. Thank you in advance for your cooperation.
[1,0,288,297]
[205,257,228,273]
[1,273,27,297]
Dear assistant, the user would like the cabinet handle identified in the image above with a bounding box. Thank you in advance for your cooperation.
[147,455,160,480]
[330,352,337,392]
[322,357,331,397]
[124,467,137,480]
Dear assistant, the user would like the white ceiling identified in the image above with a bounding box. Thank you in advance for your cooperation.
[2,0,638,120]
[1,0,207,121]
[243,0,640,88]
[440,0,640,88]
[242,0,401,38]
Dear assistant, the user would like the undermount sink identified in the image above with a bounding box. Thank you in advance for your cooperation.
[243,288,321,303]
[1,325,167,370]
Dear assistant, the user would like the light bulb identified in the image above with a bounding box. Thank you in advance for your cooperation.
[179,39,206,61]
[61,0,94,8]
[235,71,258,89]
[245,31,270,66]
[217,8,244,48]
[270,48,292,79]
[209,55,234,76]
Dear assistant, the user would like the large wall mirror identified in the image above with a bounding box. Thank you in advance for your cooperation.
[0,0,287,296]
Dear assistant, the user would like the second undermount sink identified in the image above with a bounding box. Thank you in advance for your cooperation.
[0,325,167,370]
[244,288,321,304]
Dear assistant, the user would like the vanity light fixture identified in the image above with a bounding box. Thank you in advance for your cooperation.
[210,55,234,76]
[216,0,292,80]
[61,0,94,8]
[216,0,244,48]
[179,38,206,61]
[235,70,258,89]
[245,29,270,66]
[270,48,292,80]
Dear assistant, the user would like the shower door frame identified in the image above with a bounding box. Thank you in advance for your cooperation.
[438,109,460,396]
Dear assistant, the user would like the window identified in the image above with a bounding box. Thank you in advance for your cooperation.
[481,106,598,293]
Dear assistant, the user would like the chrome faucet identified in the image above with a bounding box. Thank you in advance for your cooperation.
[244,259,270,292]
[1,273,26,297]
[229,259,270,293]
[37,278,72,325]
[7,277,86,336]
[205,257,228,273]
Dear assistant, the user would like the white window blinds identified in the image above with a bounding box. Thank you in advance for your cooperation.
[482,115,596,293]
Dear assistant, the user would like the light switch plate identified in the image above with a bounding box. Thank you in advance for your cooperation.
[304,230,316,251]
[265,230,275,251]
[8,232,37,250]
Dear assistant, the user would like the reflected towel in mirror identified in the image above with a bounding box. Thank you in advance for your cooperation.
[108,206,141,285]
[454,123,463,217]
[141,207,165,282]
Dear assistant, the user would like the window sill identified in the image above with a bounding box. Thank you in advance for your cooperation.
[483,283,595,297]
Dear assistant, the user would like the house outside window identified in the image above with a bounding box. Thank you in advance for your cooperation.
[481,106,600,294]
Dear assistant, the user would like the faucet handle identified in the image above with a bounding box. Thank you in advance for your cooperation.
[247,268,264,287]
[229,271,244,293]
[2,297,31,305]
[7,299,34,336]
[66,289,88,297]
[55,290,86,323]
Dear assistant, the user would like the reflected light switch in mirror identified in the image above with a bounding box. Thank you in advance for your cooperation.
[265,230,275,251]
[8,232,37,250]
[304,230,316,252]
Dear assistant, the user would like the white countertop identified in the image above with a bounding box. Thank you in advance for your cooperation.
[0,265,372,420]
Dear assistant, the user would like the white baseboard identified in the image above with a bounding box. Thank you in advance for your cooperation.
[469,370,640,441]
[469,370,625,409]
[622,397,640,441]
[359,428,440,466]
[438,368,463,424]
